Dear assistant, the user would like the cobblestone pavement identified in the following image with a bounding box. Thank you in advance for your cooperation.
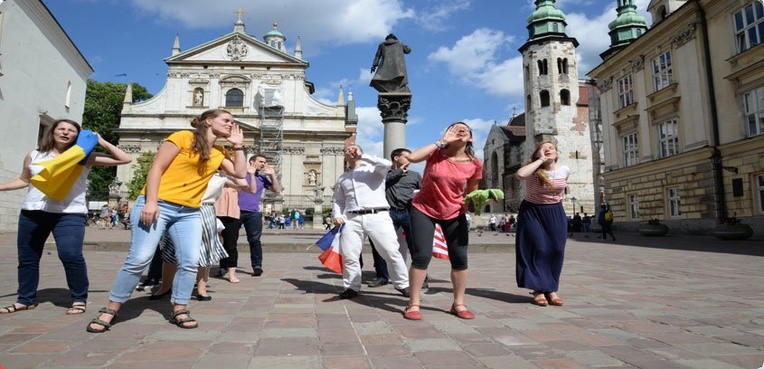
[0,228,761,368]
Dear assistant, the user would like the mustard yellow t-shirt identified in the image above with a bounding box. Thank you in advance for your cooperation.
[142,130,225,208]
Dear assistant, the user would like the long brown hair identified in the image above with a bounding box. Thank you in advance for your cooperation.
[528,140,558,188]
[38,119,81,153]
[189,109,231,161]
[445,121,476,160]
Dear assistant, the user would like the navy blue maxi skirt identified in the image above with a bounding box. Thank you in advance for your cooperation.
[515,200,567,292]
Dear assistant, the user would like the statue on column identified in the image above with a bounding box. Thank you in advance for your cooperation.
[370,34,411,93]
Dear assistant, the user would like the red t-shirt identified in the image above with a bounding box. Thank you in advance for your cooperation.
[412,148,483,220]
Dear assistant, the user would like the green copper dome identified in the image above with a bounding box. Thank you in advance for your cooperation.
[608,0,647,48]
[265,20,285,39]
[527,0,568,40]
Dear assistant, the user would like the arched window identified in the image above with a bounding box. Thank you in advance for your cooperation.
[537,59,548,75]
[557,58,569,74]
[540,90,550,107]
[225,88,244,107]
[560,89,570,105]
[491,152,499,183]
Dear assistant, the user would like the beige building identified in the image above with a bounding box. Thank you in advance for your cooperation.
[587,0,764,235]
[115,16,356,218]
[0,0,92,232]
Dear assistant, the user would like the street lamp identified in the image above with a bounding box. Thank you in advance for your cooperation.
[570,196,577,215]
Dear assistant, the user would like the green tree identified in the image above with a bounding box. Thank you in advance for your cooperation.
[127,151,156,200]
[81,80,152,200]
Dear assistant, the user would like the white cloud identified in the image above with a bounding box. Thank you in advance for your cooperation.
[130,0,413,56]
[427,28,521,98]
[354,106,384,158]
[416,0,472,31]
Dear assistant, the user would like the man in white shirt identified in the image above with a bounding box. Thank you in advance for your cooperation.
[332,145,410,299]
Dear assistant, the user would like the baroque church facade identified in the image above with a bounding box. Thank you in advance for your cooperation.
[115,15,356,217]
[482,0,598,218]
[588,0,764,236]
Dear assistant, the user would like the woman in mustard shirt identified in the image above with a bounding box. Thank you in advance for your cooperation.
[87,109,246,332]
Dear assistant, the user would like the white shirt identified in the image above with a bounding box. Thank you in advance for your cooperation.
[332,154,392,218]
[22,150,90,214]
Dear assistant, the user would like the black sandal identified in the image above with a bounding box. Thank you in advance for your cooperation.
[0,303,37,314]
[86,307,117,333]
[170,309,198,329]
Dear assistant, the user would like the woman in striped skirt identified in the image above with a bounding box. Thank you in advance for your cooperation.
[514,141,569,307]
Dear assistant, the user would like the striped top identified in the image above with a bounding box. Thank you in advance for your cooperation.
[523,165,569,205]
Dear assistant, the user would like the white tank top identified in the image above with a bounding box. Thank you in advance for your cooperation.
[21,150,90,214]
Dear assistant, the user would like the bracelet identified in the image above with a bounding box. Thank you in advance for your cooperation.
[434,140,446,148]
[232,146,244,151]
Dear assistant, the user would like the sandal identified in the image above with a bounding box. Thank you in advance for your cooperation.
[403,304,422,320]
[530,291,548,307]
[66,302,87,315]
[449,303,475,319]
[86,307,117,333]
[545,292,564,306]
[170,309,198,329]
[0,303,37,314]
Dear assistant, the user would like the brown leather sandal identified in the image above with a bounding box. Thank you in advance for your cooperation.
[530,291,548,306]
[86,307,117,333]
[0,303,37,314]
[170,309,198,329]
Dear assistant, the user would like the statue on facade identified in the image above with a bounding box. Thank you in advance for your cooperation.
[308,170,317,186]
[193,88,204,106]
[370,34,411,93]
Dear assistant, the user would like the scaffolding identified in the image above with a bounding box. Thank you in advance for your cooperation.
[256,84,284,206]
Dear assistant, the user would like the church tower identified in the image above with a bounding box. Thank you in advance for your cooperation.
[518,0,594,215]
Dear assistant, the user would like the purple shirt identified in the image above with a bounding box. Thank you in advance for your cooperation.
[238,174,272,213]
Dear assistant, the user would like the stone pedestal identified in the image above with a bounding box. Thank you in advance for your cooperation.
[377,92,412,158]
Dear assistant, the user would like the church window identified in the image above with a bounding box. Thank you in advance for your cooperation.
[537,59,548,75]
[657,119,679,158]
[540,90,550,107]
[560,89,570,106]
[743,86,764,136]
[622,132,639,166]
[491,152,499,183]
[557,58,568,74]
[225,88,244,107]
[617,75,634,108]
[734,1,764,53]
[651,51,672,91]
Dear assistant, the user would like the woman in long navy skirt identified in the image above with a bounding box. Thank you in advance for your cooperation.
[515,141,569,306]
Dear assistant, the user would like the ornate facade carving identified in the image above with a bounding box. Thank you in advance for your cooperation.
[377,94,412,123]
[630,55,645,72]
[320,147,345,155]
[226,36,248,61]
[283,146,305,154]
[670,24,696,48]
[119,145,142,154]
[598,76,613,92]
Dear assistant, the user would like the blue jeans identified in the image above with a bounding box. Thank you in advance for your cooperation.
[108,196,201,305]
[370,208,414,281]
[16,210,88,306]
[240,211,263,268]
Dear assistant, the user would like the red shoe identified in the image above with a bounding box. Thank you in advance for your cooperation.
[449,303,475,319]
[403,304,422,320]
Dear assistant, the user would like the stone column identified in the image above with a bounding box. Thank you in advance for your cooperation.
[377,92,412,159]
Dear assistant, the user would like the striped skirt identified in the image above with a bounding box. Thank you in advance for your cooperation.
[161,204,228,267]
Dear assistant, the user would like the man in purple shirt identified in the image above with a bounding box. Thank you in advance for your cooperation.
[238,155,280,276]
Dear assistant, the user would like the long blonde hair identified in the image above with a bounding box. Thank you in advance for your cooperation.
[189,109,230,160]
[528,140,558,188]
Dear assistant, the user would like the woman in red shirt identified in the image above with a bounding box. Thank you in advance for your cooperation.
[403,122,483,320]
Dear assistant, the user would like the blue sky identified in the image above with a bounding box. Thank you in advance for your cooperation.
[43,0,651,160]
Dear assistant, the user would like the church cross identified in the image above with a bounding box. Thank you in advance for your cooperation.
[235,7,246,22]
